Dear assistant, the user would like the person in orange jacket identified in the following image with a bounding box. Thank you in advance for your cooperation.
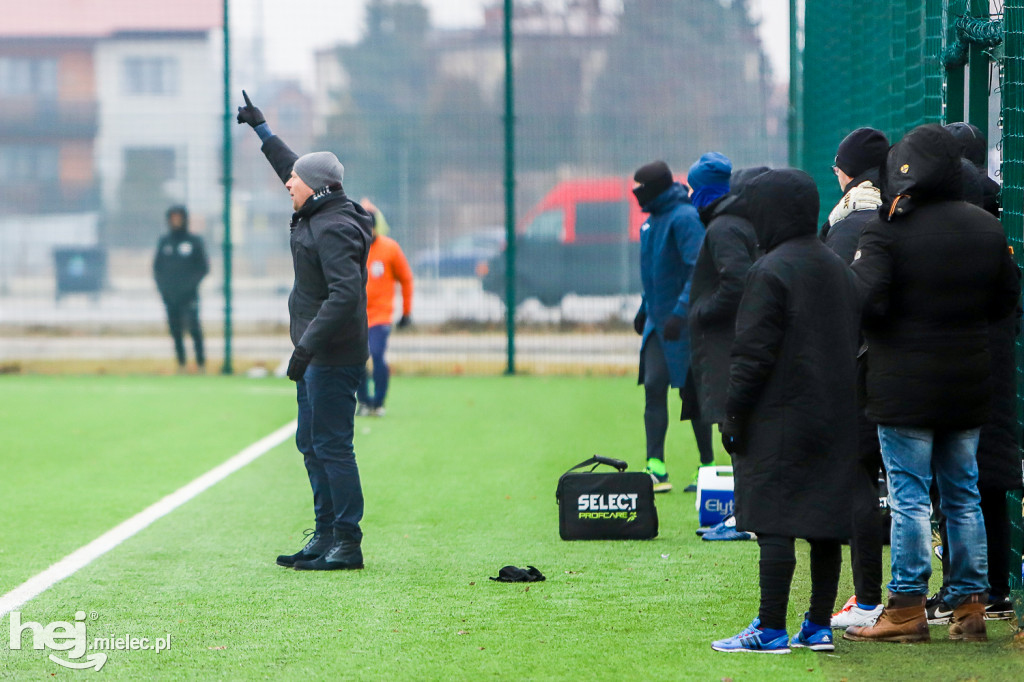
[357,203,413,416]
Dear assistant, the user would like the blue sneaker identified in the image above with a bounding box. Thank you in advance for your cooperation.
[711,619,790,654]
[696,514,733,536]
[702,515,755,541]
[790,616,835,651]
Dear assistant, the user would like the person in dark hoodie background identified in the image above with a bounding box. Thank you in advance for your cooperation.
[685,161,765,497]
[632,160,706,493]
[712,169,860,654]
[238,91,374,572]
[845,124,1020,644]
[944,121,999,218]
[153,205,209,372]
[926,132,1022,624]
[819,128,890,630]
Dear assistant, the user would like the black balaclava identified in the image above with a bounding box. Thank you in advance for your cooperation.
[632,161,673,207]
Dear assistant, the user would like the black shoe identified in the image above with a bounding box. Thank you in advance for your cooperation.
[925,590,953,625]
[294,531,364,571]
[985,596,1014,621]
[276,528,333,567]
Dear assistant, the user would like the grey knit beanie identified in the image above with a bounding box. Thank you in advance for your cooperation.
[294,151,344,190]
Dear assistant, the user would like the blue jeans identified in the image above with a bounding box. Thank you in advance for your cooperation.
[357,324,391,408]
[878,425,988,603]
[295,363,364,538]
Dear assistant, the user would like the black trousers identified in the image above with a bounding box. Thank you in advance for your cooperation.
[164,295,205,367]
[642,335,714,464]
[938,486,1021,598]
[848,447,885,606]
[757,534,842,631]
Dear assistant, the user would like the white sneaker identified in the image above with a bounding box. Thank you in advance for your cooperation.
[830,597,883,629]
[372,406,386,418]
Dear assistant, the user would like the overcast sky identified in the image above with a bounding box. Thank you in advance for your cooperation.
[232,0,790,84]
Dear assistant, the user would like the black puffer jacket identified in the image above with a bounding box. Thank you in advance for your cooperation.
[852,124,1021,429]
[262,136,374,366]
[685,167,765,423]
[727,169,860,540]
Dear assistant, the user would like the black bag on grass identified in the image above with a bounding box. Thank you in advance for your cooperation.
[555,455,658,540]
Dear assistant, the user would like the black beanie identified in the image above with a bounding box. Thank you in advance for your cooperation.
[633,160,673,207]
[835,128,890,178]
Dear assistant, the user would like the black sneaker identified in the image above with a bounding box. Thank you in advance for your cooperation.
[925,591,953,625]
[294,531,364,571]
[985,596,1014,621]
[276,529,333,567]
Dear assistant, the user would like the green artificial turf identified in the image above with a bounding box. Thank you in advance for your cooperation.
[0,375,1019,680]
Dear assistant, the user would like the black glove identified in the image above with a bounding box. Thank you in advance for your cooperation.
[720,414,746,456]
[286,345,312,382]
[662,314,685,341]
[633,309,646,336]
[397,314,411,329]
[236,90,266,128]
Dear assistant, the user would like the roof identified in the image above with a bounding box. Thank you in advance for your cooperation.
[1,0,221,38]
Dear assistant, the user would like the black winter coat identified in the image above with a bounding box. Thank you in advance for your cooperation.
[153,230,209,304]
[727,169,860,540]
[821,172,884,462]
[979,313,1024,490]
[852,125,1020,429]
[262,136,374,366]
[685,168,763,423]
[957,155,1022,490]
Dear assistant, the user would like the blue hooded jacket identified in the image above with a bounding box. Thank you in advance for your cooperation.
[637,182,705,387]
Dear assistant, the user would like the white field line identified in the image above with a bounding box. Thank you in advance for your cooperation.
[0,419,298,619]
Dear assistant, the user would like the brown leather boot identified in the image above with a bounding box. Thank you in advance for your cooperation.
[948,593,987,642]
[844,593,930,643]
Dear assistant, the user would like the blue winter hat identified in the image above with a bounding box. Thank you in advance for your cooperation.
[688,152,732,209]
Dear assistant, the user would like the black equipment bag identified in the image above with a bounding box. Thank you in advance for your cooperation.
[555,455,658,540]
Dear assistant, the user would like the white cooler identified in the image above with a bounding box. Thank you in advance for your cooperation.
[695,465,735,526]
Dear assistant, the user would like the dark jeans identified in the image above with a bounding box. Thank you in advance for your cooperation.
[938,486,1021,599]
[357,324,391,408]
[164,295,204,366]
[643,335,713,464]
[757,534,842,631]
[296,363,364,538]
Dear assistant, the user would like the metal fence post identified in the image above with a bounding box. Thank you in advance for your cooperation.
[221,0,233,375]
[503,0,516,376]
[968,0,991,129]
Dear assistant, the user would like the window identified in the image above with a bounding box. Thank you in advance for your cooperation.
[122,57,179,95]
[574,201,628,241]
[0,145,60,181]
[523,209,563,241]
[0,57,57,97]
[123,147,176,182]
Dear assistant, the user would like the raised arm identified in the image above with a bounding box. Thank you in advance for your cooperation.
[237,89,298,185]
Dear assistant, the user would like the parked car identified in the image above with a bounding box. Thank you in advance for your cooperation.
[484,177,673,306]
[413,227,505,278]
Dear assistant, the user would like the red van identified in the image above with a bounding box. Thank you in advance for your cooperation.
[483,176,683,306]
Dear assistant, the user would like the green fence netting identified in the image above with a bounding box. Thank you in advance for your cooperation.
[801,0,945,226]
[1001,0,1024,629]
